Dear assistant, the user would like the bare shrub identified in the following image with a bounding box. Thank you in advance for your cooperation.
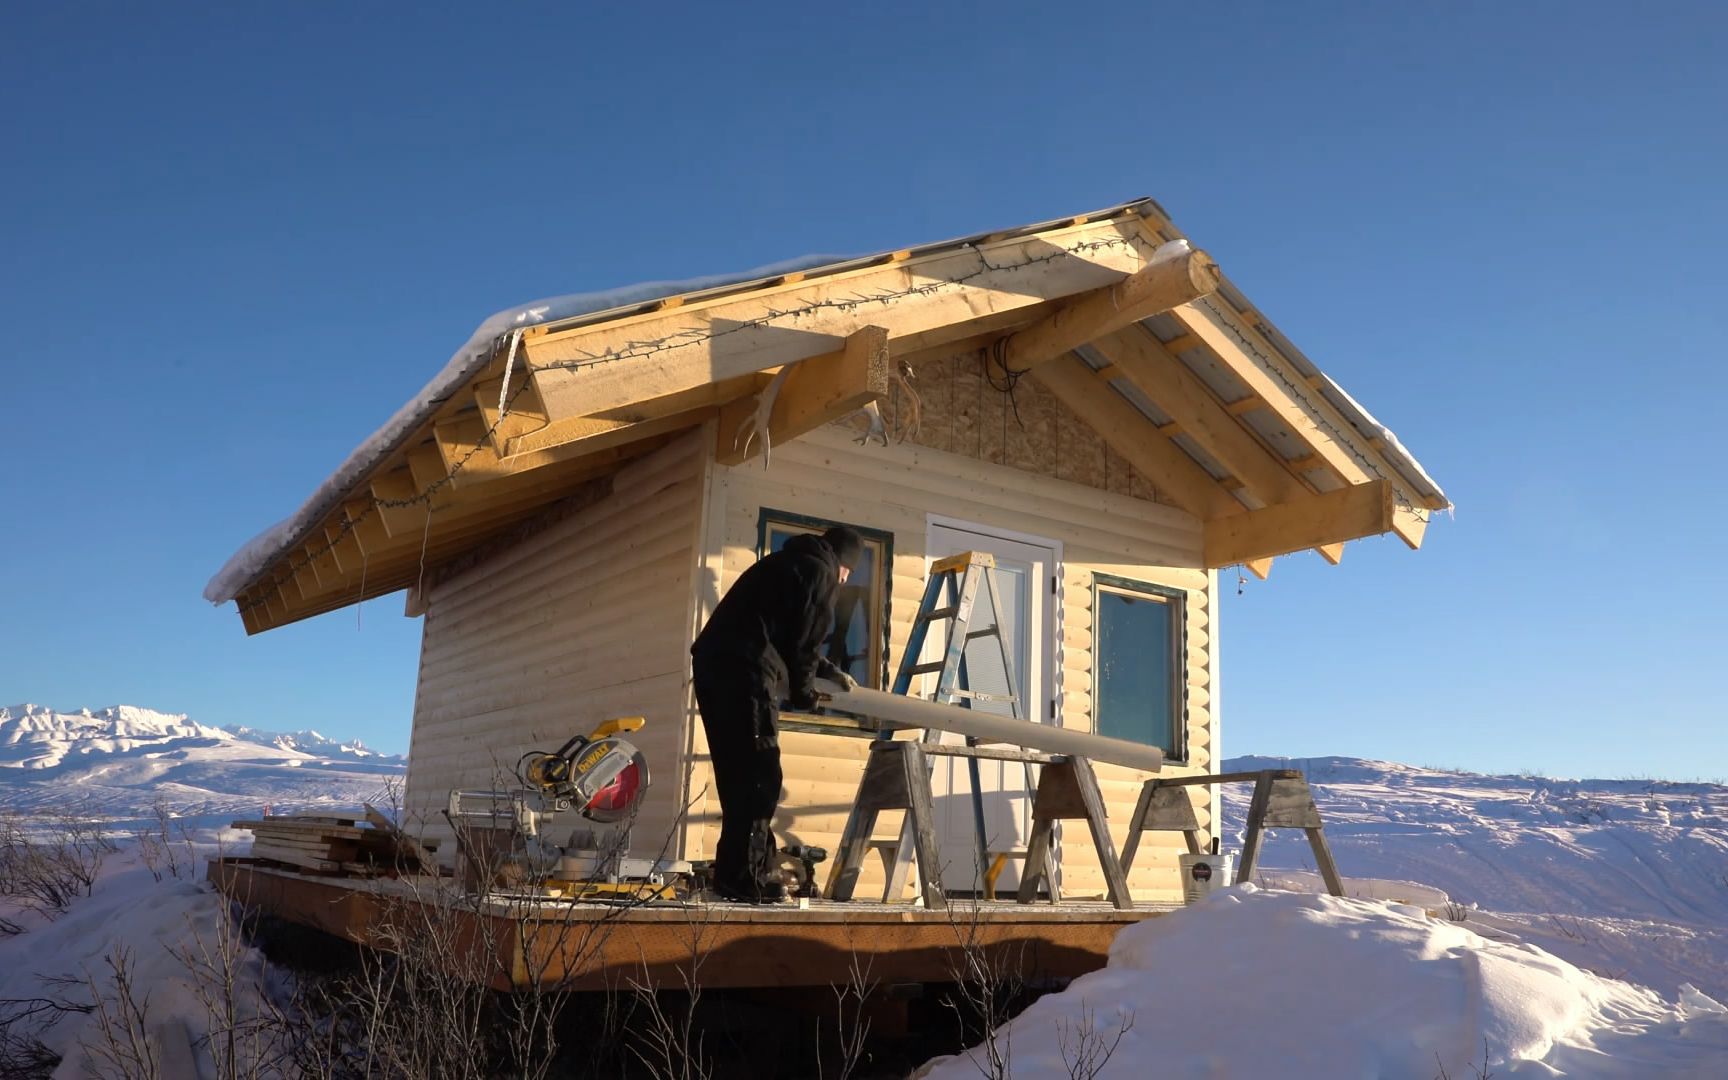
[625,904,718,1080]
[1056,999,1135,1080]
[1,805,116,919]
[940,893,1031,1080]
[0,993,88,1077]
[81,945,159,1080]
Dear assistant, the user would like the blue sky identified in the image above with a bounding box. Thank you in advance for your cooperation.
[2,3,1723,779]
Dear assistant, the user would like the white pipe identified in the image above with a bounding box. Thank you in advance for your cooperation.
[817,681,1164,773]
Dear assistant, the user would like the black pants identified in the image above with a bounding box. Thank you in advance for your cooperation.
[691,657,784,888]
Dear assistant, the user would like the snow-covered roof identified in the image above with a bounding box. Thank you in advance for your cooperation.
[211,197,1450,632]
[203,257,839,606]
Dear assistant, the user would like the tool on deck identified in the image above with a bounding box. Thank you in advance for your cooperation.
[777,843,829,898]
[445,716,687,898]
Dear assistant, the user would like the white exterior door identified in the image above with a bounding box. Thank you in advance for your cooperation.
[922,520,1059,895]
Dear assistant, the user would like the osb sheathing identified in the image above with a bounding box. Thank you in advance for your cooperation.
[883,350,1165,504]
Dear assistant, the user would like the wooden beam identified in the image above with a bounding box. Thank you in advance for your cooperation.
[323,522,363,576]
[1090,326,1308,506]
[472,370,550,453]
[510,376,759,454]
[1203,480,1394,568]
[341,499,392,560]
[1031,356,1240,523]
[1225,396,1262,416]
[368,468,434,539]
[522,216,1160,419]
[1176,298,1445,543]
[493,409,713,483]
[1316,542,1345,565]
[716,326,891,466]
[1245,558,1274,581]
[989,245,1221,378]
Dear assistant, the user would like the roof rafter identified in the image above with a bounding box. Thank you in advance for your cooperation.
[1204,480,1394,567]
[716,326,891,466]
[1031,355,1241,523]
[1088,325,1308,506]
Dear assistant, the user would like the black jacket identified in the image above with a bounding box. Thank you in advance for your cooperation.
[691,533,844,707]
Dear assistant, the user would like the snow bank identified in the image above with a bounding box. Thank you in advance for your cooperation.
[201,255,843,606]
[0,839,277,1076]
[917,886,1728,1079]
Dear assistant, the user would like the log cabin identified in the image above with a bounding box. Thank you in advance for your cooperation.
[208,197,1448,904]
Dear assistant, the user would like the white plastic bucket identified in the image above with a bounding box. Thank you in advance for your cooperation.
[1178,852,1235,904]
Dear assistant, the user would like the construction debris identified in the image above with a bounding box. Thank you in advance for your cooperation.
[229,805,435,876]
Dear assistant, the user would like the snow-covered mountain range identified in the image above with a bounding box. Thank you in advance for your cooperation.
[0,703,404,824]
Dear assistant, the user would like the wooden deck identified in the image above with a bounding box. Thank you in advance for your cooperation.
[209,858,1176,992]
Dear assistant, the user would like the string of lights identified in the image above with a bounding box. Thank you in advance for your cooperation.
[528,236,1142,375]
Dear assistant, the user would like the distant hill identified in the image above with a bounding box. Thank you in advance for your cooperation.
[0,703,405,824]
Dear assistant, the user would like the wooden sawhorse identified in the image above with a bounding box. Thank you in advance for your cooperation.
[825,740,1134,910]
[1120,769,1345,897]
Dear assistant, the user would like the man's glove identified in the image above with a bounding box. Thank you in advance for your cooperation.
[815,657,857,692]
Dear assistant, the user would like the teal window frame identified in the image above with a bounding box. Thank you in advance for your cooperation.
[756,509,894,690]
[1090,573,1187,760]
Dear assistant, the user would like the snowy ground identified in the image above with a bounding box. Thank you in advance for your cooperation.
[1221,755,1728,1003]
[6,712,1728,1076]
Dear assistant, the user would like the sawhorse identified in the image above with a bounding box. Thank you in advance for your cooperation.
[826,740,1134,910]
[1119,769,1345,896]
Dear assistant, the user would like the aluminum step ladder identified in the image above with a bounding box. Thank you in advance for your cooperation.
[843,551,1054,902]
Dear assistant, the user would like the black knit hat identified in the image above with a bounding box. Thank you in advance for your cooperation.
[822,525,866,571]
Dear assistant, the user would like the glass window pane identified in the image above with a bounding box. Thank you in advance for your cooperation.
[1096,588,1176,751]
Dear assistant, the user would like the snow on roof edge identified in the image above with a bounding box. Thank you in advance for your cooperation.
[202,255,842,606]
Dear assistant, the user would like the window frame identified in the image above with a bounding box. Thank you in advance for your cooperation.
[1090,572,1188,762]
[756,509,894,690]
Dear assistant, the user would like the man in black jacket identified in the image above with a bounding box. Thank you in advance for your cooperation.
[690,525,865,902]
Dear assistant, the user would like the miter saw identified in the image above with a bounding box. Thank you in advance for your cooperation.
[445,717,688,899]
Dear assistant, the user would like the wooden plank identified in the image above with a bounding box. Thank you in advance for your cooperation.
[1245,557,1274,580]
[369,468,434,538]
[1316,542,1345,565]
[1172,298,1439,542]
[1031,357,1238,522]
[524,216,1160,419]
[209,859,1168,993]
[715,326,891,465]
[1091,326,1308,505]
[324,521,363,575]
[992,246,1220,378]
[516,375,760,454]
[473,369,550,452]
[1203,479,1393,567]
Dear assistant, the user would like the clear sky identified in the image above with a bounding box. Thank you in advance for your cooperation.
[3,2,1724,780]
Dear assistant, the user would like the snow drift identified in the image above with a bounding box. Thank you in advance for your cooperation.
[918,885,1728,1078]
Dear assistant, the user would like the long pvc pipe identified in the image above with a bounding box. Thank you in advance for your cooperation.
[816,681,1164,773]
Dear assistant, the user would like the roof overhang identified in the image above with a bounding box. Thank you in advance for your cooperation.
[215,198,1449,634]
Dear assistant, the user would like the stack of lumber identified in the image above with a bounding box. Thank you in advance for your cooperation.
[230,805,436,876]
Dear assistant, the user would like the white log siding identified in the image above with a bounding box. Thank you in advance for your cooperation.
[402,432,708,858]
[692,419,1216,904]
